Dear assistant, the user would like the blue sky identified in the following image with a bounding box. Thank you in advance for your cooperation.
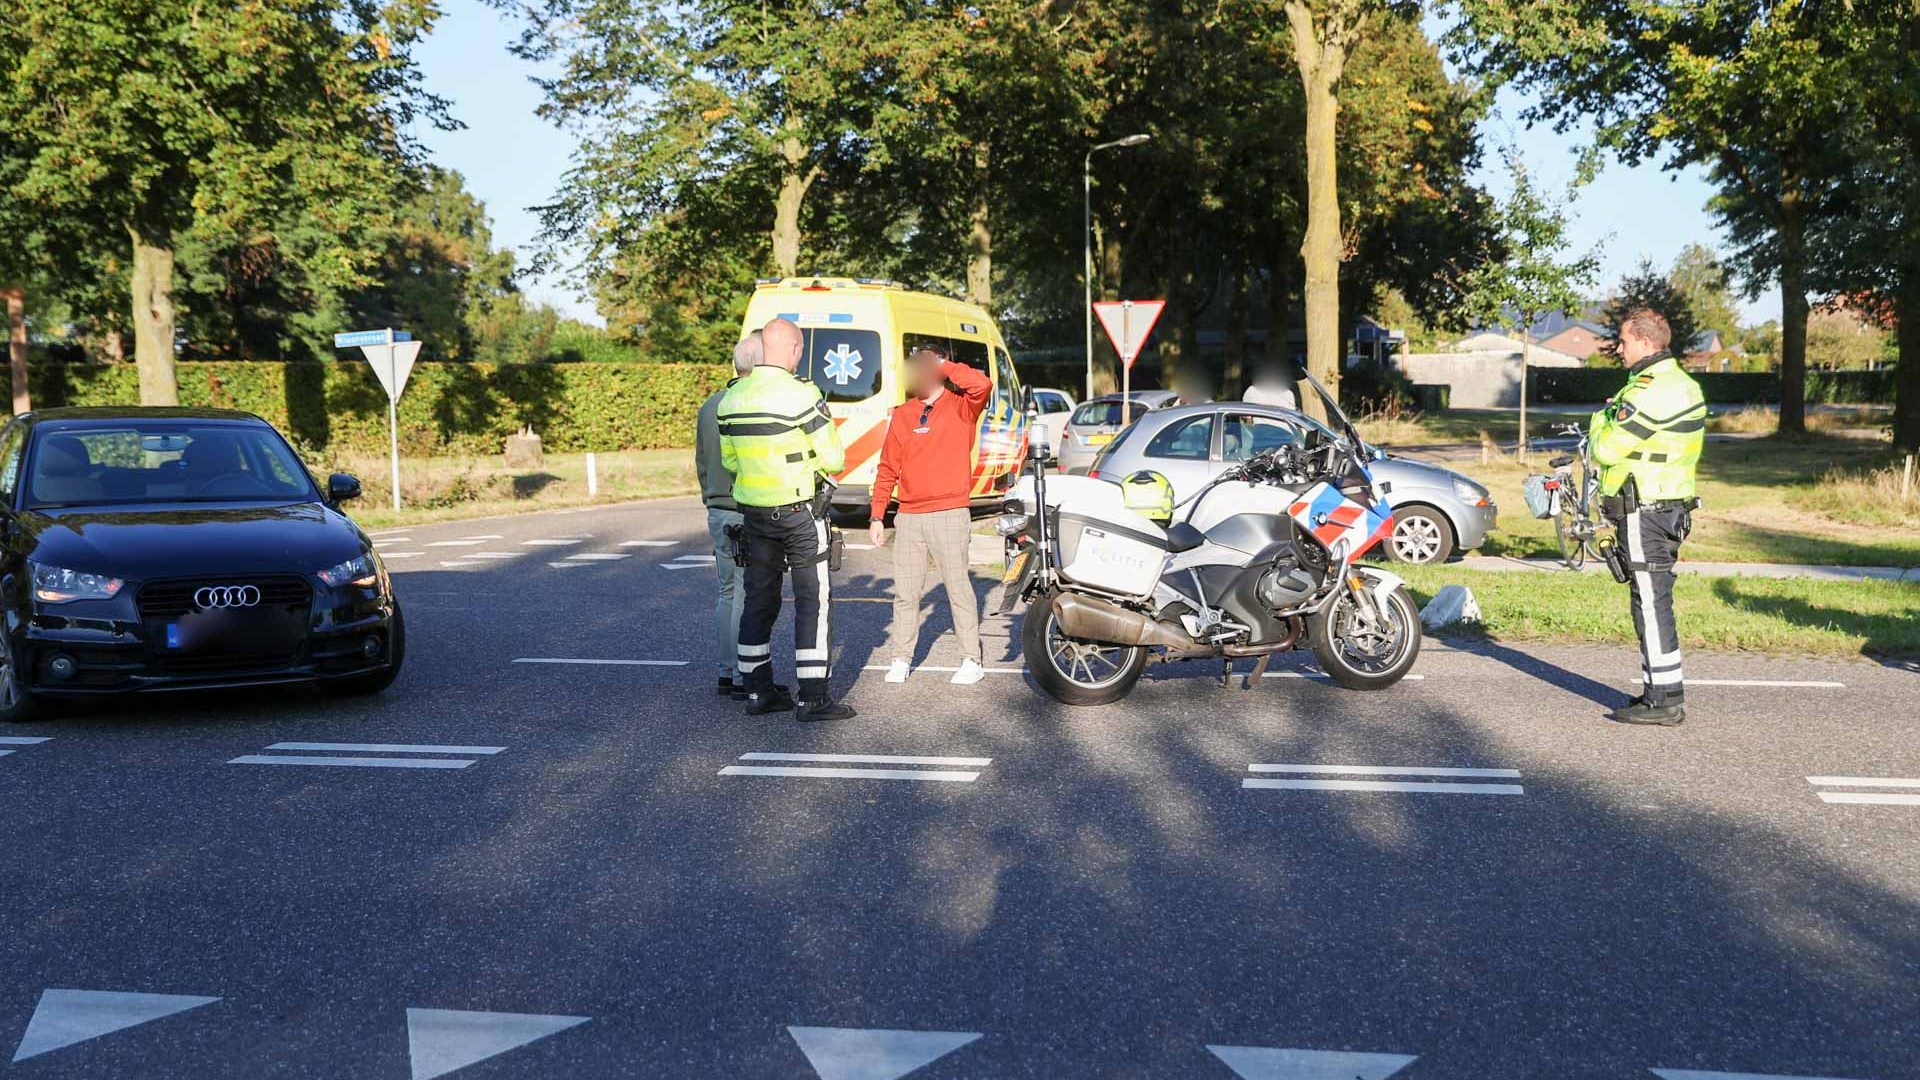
[410,0,1778,330]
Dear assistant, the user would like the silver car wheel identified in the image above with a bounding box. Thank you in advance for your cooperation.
[1392,515,1443,563]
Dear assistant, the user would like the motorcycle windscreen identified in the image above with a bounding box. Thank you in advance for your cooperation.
[1286,481,1394,560]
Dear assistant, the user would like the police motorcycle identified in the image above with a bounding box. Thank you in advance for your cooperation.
[996,376,1421,706]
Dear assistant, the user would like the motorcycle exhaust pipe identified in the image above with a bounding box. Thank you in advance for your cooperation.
[1050,592,1195,649]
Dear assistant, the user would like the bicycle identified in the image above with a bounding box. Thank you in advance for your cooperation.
[1544,423,1603,569]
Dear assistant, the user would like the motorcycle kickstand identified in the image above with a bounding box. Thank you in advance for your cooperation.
[1242,654,1272,690]
[1217,658,1234,689]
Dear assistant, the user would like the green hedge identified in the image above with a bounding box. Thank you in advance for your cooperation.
[27,361,732,455]
[1529,366,1896,406]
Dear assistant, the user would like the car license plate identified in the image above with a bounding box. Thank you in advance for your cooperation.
[1002,549,1031,584]
[1086,432,1114,446]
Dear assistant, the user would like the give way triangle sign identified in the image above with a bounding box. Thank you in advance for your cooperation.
[1093,299,1166,371]
[362,339,423,403]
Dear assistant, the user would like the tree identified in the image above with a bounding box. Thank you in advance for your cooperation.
[1449,0,1854,436]
[1668,244,1742,344]
[1281,0,1421,412]
[1455,152,1600,460]
[0,0,446,402]
[1601,259,1702,366]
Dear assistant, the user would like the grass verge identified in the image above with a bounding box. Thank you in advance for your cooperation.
[1394,564,1920,659]
[315,449,698,530]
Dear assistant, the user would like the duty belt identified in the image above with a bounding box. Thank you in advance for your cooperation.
[743,499,813,520]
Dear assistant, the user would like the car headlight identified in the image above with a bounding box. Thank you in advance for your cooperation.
[1452,477,1491,506]
[318,553,380,588]
[31,562,126,604]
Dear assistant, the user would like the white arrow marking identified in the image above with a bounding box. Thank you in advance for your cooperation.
[787,1026,981,1080]
[12,989,220,1062]
[1206,1046,1418,1080]
[406,1008,589,1080]
[1651,1070,1866,1080]
[1651,1060,1858,1068]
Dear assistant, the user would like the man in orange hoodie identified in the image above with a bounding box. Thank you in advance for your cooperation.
[868,344,992,685]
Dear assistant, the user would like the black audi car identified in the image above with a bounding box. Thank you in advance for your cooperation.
[0,407,403,721]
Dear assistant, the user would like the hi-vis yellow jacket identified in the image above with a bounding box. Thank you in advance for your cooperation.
[1588,353,1707,500]
[718,366,847,507]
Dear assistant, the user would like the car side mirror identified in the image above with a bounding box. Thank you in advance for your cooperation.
[328,473,362,503]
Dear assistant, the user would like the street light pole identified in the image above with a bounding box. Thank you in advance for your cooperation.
[1083,133,1152,402]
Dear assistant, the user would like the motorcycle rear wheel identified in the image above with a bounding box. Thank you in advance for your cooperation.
[1310,585,1422,691]
[1021,598,1148,706]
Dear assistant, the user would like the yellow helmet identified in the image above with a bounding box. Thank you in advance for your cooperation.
[1121,469,1174,524]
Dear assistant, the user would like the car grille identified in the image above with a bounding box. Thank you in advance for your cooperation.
[137,576,313,620]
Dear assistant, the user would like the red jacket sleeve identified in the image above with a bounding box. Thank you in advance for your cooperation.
[870,408,903,517]
[945,360,993,423]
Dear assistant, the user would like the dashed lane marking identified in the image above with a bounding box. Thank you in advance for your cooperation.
[548,561,590,569]
[383,551,423,559]
[229,741,504,770]
[720,751,991,783]
[861,664,1026,675]
[1263,670,1427,681]
[1244,763,1525,796]
[426,540,488,548]
[560,553,630,562]
[1808,776,1920,806]
[521,539,584,547]
[462,551,524,560]
[266,742,506,755]
[512,658,689,667]
[1671,679,1846,689]
[618,540,678,547]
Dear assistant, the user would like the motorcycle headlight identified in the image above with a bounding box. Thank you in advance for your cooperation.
[318,553,380,588]
[995,512,1032,537]
[30,562,125,604]
[1452,477,1490,506]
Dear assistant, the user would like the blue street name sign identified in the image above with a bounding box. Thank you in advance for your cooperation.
[332,329,412,349]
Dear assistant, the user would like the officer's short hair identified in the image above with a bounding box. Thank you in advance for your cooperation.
[733,330,763,375]
[1620,308,1672,351]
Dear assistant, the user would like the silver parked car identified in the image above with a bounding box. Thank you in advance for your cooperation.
[1057,390,1182,475]
[1028,387,1077,462]
[1085,402,1496,564]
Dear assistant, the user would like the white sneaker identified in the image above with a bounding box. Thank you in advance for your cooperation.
[950,659,986,685]
[884,658,911,683]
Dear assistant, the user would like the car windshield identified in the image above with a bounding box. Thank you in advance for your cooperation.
[25,423,316,508]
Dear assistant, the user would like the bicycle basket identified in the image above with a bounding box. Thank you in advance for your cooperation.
[1522,473,1559,519]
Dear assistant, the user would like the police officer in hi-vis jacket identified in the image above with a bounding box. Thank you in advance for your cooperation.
[1590,308,1707,727]
[717,316,854,722]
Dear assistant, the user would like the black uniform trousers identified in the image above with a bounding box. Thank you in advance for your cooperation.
[1616,503,1691,706]
[735,503,834,702]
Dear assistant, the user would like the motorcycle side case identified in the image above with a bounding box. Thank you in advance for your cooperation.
[1012,473,1169,598]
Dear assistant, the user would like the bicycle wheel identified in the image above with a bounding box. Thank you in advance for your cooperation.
[1554,481,1587,571]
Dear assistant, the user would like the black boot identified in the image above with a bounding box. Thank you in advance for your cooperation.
[717,677,747,699]
[746,686,796,715]
[797,698,857,722]
[1613,698,1684,726]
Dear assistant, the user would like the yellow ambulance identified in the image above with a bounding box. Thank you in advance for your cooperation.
[739,277,1030,513]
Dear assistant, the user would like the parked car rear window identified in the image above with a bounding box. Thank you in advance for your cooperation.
[26,423,316,508]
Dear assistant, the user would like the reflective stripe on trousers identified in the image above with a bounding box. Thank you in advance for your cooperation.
[1619,506,1689,704]
[735,507,834,701]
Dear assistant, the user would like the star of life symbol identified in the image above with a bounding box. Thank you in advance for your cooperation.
[821,343,864,385]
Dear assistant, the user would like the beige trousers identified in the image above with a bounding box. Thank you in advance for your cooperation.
[886,508,981,663]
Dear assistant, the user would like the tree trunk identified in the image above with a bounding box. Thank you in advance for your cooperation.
[4,287,27,415]
[1776,187,1809,437]
[1288,3,1345,424]
[1517,330,1531,463]
[771,135,817,278]
[128,226,180,406]
[1896,267,1920,453]
[1224,261,1249,397]
[966,141,992,307]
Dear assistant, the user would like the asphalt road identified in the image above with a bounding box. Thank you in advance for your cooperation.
[3,496,1916,1080]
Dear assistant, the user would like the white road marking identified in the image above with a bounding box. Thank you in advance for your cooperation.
[787,1025,982,1080]
[667,554,717,564]
[1816,792,1920,806]
[383,552,423,559]
[548,561,590,568]
[1808,776,1920,788]
[0,736,51,744]
[462,534,504,540]
[1652,1070,1867,1080]
[520,539,583,547]
[1263,671,1427,681]
[464,552,523,560]
[0,750,11,757]
[1683,679,1847,689]
[741,752,992,767]
[512,657,688,667]
[440,561,480,568]
[1207,1045,1418,1080]
[861,664,1026,675]
[721,765,982,782]
[266,742,505,755]
[229,755,475,769]
[618,539,678,547]
[407,1008,590,1080]
[1243,778,1525,795]
[1249,764,1520,778]
[12,989,221,1063]
[661,563,706,571]
[562,553,630,562]
[427,539,487,547]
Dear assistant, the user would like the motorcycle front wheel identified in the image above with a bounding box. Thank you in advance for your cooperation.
[1021,598,1148,706]
[1309,585,1422,690]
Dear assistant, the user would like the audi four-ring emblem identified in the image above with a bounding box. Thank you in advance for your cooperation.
[194,585,261,610]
